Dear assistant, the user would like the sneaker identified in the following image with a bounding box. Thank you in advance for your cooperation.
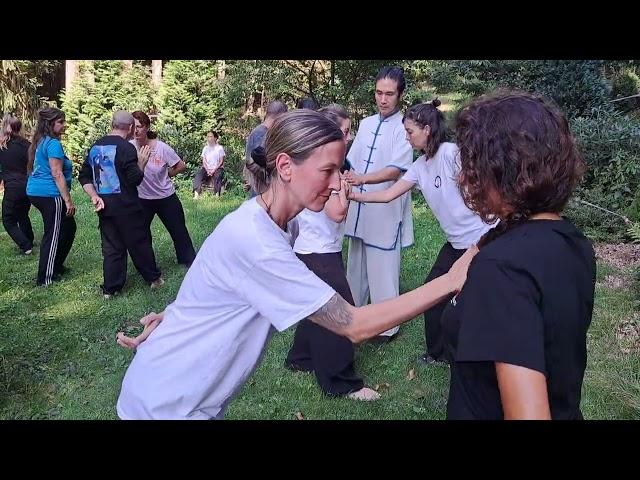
[193,191,200,200]
[23,249,32,255]
[150,277,165,289]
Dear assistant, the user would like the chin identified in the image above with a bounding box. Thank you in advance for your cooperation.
[307,196,329,212]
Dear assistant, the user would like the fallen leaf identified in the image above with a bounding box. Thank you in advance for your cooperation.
[295,411,305,420]
[407,369,416,380]
[374,383,390,391]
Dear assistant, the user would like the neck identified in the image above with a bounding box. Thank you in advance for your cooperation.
[137,136,149,146]
[529,212,562,221]
[111,129,128,139]
[257,185,301,231]
[380,107,399,120]
[263,117,273,129]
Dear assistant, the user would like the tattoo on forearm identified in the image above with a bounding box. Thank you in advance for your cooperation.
[308,294,353,332]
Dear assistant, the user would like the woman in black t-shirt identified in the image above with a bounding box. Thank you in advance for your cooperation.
[0,114,34,254]
[442,90,596,420]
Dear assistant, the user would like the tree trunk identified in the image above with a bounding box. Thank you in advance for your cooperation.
[217,60,226,80]
[123,60,133,69]
[65,60,79,91]
[152,60,163,88]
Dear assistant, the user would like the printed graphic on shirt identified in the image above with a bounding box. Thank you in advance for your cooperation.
[149,147,163,167]
[89,145,120,194]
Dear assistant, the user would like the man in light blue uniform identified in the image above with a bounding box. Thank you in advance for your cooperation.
[344,66,414,341]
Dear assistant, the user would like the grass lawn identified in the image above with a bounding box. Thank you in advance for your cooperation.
[1,188,638,419]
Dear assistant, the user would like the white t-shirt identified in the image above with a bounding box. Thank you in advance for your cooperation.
[402,142,494,249]
[294,194,345,254]
[116,198,336,420]
[202,144,225,171]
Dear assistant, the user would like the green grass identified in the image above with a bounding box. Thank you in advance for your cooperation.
[0,189,638,419]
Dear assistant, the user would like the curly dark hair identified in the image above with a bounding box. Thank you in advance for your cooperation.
[455,89,585,230]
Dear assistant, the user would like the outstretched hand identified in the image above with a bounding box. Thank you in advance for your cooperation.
[447,245,479,294]
[116,311,164,350]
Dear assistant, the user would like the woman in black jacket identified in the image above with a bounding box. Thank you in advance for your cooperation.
[0,114,34,254]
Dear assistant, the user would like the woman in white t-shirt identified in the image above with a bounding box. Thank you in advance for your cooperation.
[348,100,494,366]
[193,130,225,199]
[285,104,379,402]
[131,111,196,268]
[115,110,477,420]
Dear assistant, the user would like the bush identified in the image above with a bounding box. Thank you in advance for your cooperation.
[61,61,155,166]
[422,60,611,119]
[611,68,640,112]
[565,111,640,240]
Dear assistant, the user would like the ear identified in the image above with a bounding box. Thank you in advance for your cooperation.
[275,152,293,182]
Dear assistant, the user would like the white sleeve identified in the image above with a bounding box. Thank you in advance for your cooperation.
[388,126,413,171]
[201,146,207,158]
[220,146,225,156]
[163,144,181,167]
[401,158,421,185]
[237,249,336,332]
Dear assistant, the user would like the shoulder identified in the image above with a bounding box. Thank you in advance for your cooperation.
[156,139,174,152]
[412,154,428,169]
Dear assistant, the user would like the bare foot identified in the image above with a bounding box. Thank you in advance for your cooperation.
[347,387,381,401]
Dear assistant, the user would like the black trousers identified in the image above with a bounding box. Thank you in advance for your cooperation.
[2,184,33,252]
[193,167,224,195]
[423,242,466,360]
[285,251,364,396]
[140,193,196,267]
[29,196,76,286]
[98,213,162,295]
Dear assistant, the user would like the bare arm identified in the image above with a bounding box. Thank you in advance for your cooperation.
[349,179,413,204]
[81,183,105,212]
[308,247,478,343]
[168,160,186,177]
[345,166,403,186]
[496,362,551,420]
[116,311,165,349]
[49,157,75,216]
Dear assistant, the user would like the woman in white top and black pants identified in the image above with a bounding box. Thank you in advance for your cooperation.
[114,110,477,420]
[348,100,494,365]
[285,105,379,401]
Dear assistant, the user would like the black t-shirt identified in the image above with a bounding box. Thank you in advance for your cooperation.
[442,219,596,420]
[78,135,144,216]
[0,137,30,188]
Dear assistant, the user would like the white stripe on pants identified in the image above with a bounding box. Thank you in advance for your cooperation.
[44,196,63,286]
[346,237,402,337]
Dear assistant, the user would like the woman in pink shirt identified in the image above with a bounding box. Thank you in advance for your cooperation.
[131,111,196,268]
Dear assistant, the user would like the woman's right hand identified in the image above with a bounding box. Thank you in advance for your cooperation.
[65,199,76,217]
[116,311,164,350]
[138,145,151,166]
[446,245,479,294]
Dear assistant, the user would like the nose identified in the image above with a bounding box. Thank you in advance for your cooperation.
[329,169,341,191]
